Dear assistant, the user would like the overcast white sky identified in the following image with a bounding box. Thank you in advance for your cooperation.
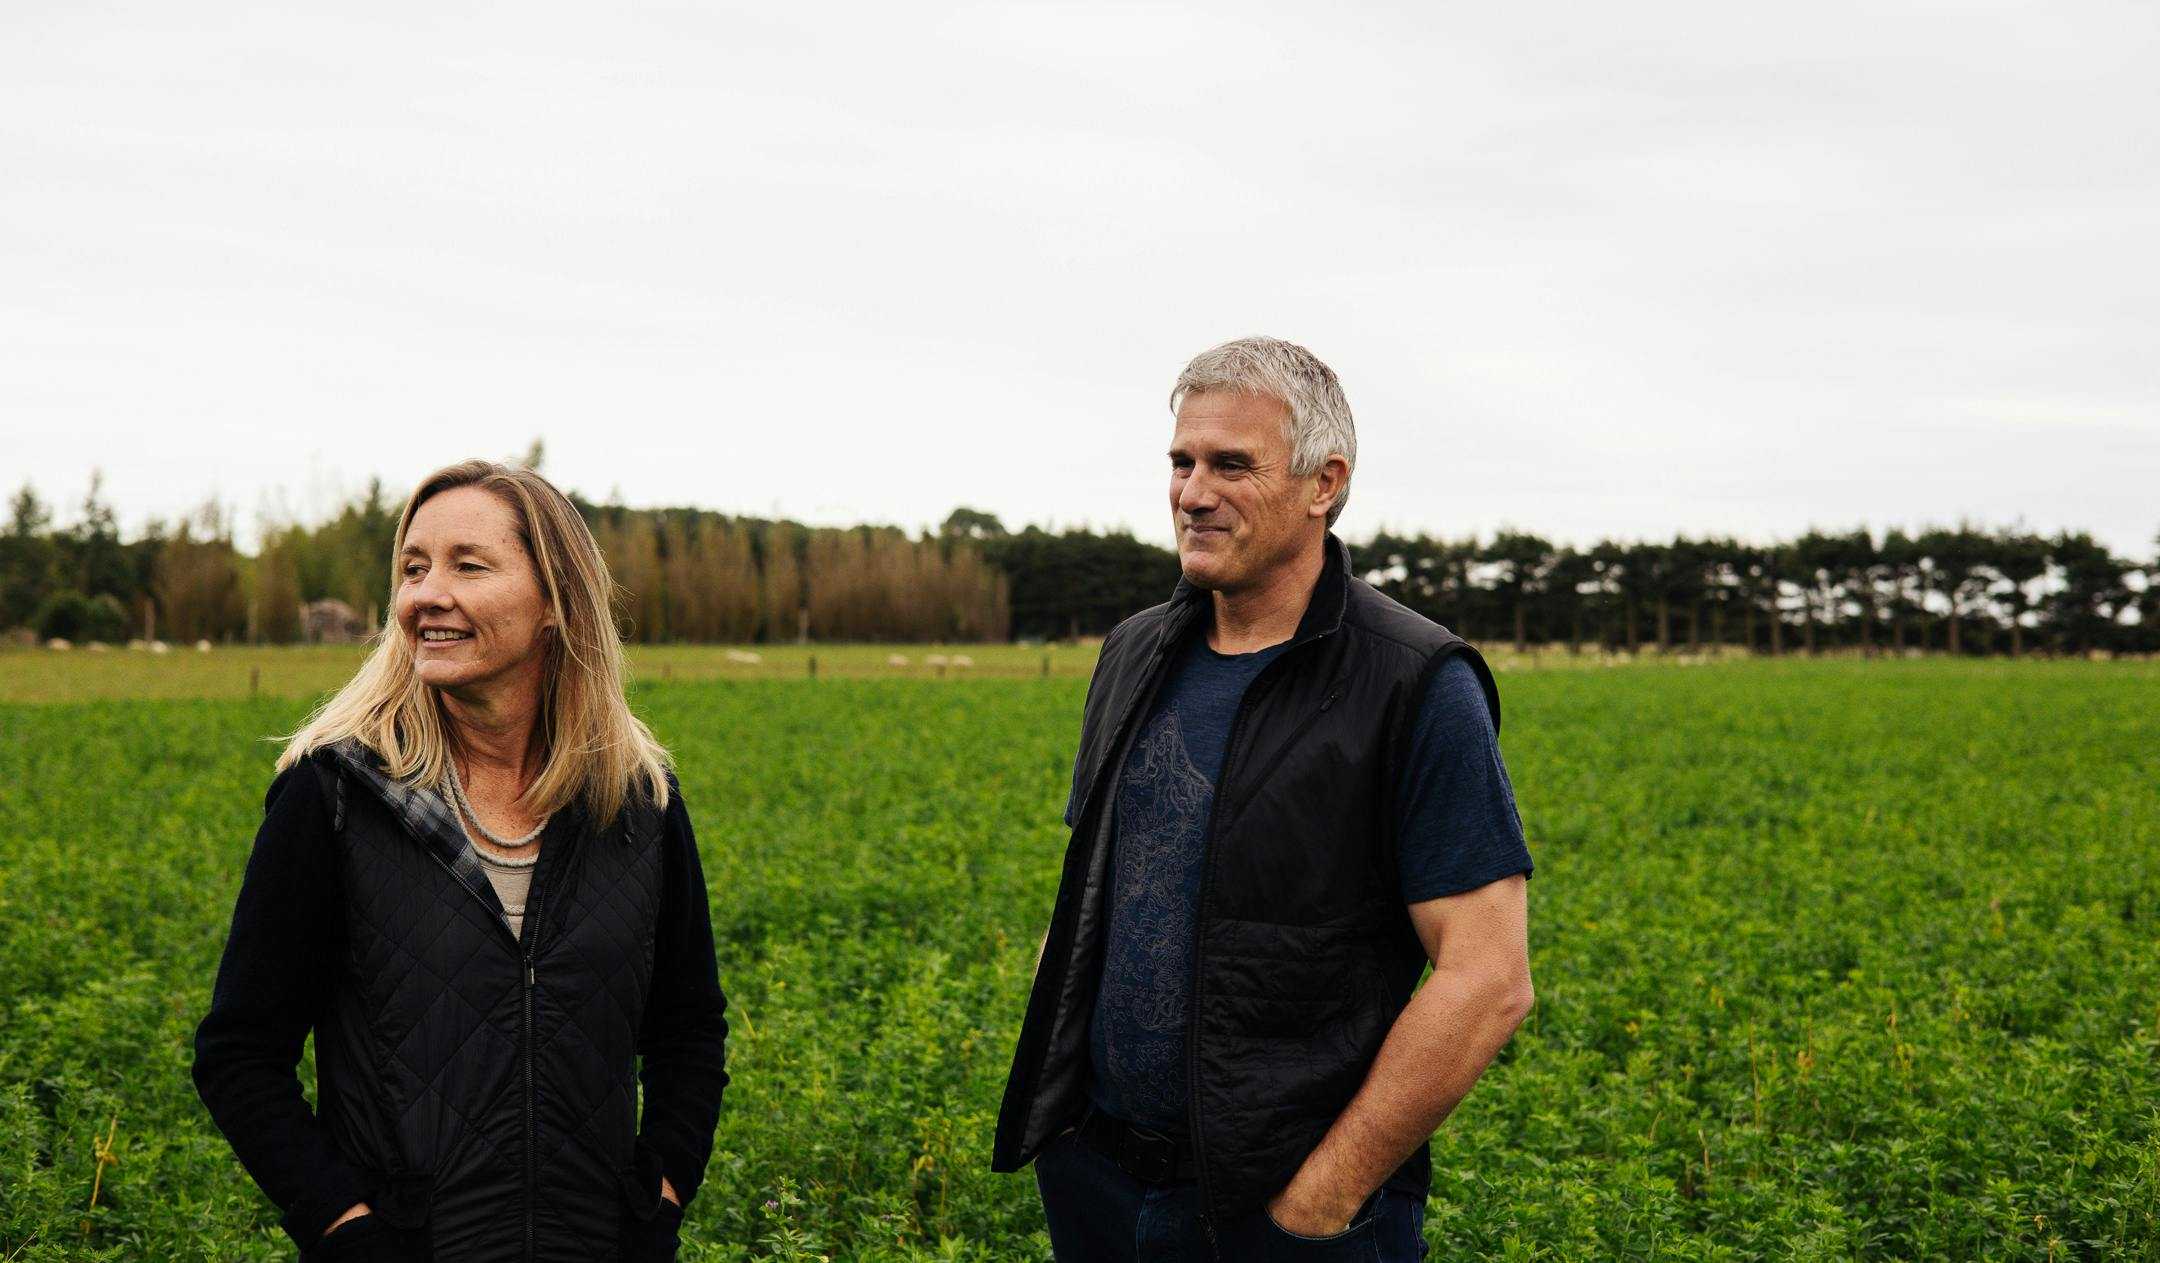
[4,1,2156,557]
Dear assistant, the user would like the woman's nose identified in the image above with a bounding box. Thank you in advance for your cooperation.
[408,571,455,610]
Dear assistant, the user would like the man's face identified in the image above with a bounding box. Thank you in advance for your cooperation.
[394,485,554,693]
[1168,390,1322,593]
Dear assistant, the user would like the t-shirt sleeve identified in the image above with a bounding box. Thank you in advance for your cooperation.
[1395,653,1534,904]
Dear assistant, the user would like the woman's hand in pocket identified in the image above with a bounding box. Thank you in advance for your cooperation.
[621,1175,686,1262]
[309,1210,416,1262]
[323,1202,373,1237]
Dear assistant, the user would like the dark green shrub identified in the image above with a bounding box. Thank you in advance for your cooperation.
[31,590,127,643]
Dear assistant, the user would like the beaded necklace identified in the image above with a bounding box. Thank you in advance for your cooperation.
[446,757,549,852]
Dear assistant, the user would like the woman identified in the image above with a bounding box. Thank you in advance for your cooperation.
[193,460,729,1262]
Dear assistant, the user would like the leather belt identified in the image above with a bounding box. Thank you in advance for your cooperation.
[1074,1106,1200,1185]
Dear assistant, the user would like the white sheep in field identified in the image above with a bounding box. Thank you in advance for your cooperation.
[887,654,910,667]
[196,640,213,652]
[951,654,974,668]
[724,649,762,664]
[46,638,72,651]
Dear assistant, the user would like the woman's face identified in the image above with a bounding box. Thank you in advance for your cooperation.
[395,486,554,695]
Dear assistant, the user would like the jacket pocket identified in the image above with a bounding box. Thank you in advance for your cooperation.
[616,1164,663,1222]
[370,1171,434,1232]
[1255,1191,1384,1261]
[1209,937,1368,1038]
[616,1165,685,1261]
[304,1172,433,1263]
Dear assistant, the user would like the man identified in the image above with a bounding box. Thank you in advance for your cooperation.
[993,337,1535,1261]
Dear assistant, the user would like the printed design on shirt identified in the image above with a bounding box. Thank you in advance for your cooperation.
[1095,706,1213,1124]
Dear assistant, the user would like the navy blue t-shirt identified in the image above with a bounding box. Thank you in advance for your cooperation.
[1073,641,1531,1133]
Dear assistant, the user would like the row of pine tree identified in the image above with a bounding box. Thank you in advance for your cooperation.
[4,477,2151,653]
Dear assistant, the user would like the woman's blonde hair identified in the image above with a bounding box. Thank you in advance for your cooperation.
[279,459,670,825]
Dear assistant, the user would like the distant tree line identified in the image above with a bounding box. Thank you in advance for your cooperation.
[585,503,1007,644]
[942,508,1183,642]
[1356,527,2155,656]
[3,474,2151,653]
[948,511,2157,656]
[1,476,1007,647]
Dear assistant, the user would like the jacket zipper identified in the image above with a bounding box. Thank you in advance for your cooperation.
[522,881,545,1263]
[416,841,544,1262]
[358,764,561,1260]
[1184,642,1320,1257]
[523,953,536,1263]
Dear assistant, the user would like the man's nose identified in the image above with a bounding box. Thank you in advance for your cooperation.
[1177,467,1219,514]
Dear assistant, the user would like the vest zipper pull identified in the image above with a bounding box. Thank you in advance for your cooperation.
[526,962,535,986]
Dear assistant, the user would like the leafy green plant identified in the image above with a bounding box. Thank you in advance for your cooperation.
[1,659,2155,1258]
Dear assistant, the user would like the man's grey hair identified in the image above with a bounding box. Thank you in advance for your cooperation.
[1169,336,1357,526]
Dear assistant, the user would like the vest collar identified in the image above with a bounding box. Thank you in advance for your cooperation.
[325,737,582,947]
[1161,531,1352,654]
[326,738,473,871]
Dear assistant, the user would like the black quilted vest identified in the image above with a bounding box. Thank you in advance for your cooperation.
[306,741,666,1262]
[992,535,1499,1232]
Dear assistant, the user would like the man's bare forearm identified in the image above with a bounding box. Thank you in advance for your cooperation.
[1268,962,1533,1232]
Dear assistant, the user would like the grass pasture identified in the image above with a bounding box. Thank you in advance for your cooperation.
[1,654,2156,1259]
[0,642,1111,703]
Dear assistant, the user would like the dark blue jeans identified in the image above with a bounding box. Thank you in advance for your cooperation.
[1034,1129,1428,1262]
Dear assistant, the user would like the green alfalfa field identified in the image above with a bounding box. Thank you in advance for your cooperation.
[2,652,2157,1260]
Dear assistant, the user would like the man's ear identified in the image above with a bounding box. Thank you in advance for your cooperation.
[1309,455,1350,520]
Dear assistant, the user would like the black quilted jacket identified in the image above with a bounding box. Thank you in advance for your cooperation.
[193,742,730,1261]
